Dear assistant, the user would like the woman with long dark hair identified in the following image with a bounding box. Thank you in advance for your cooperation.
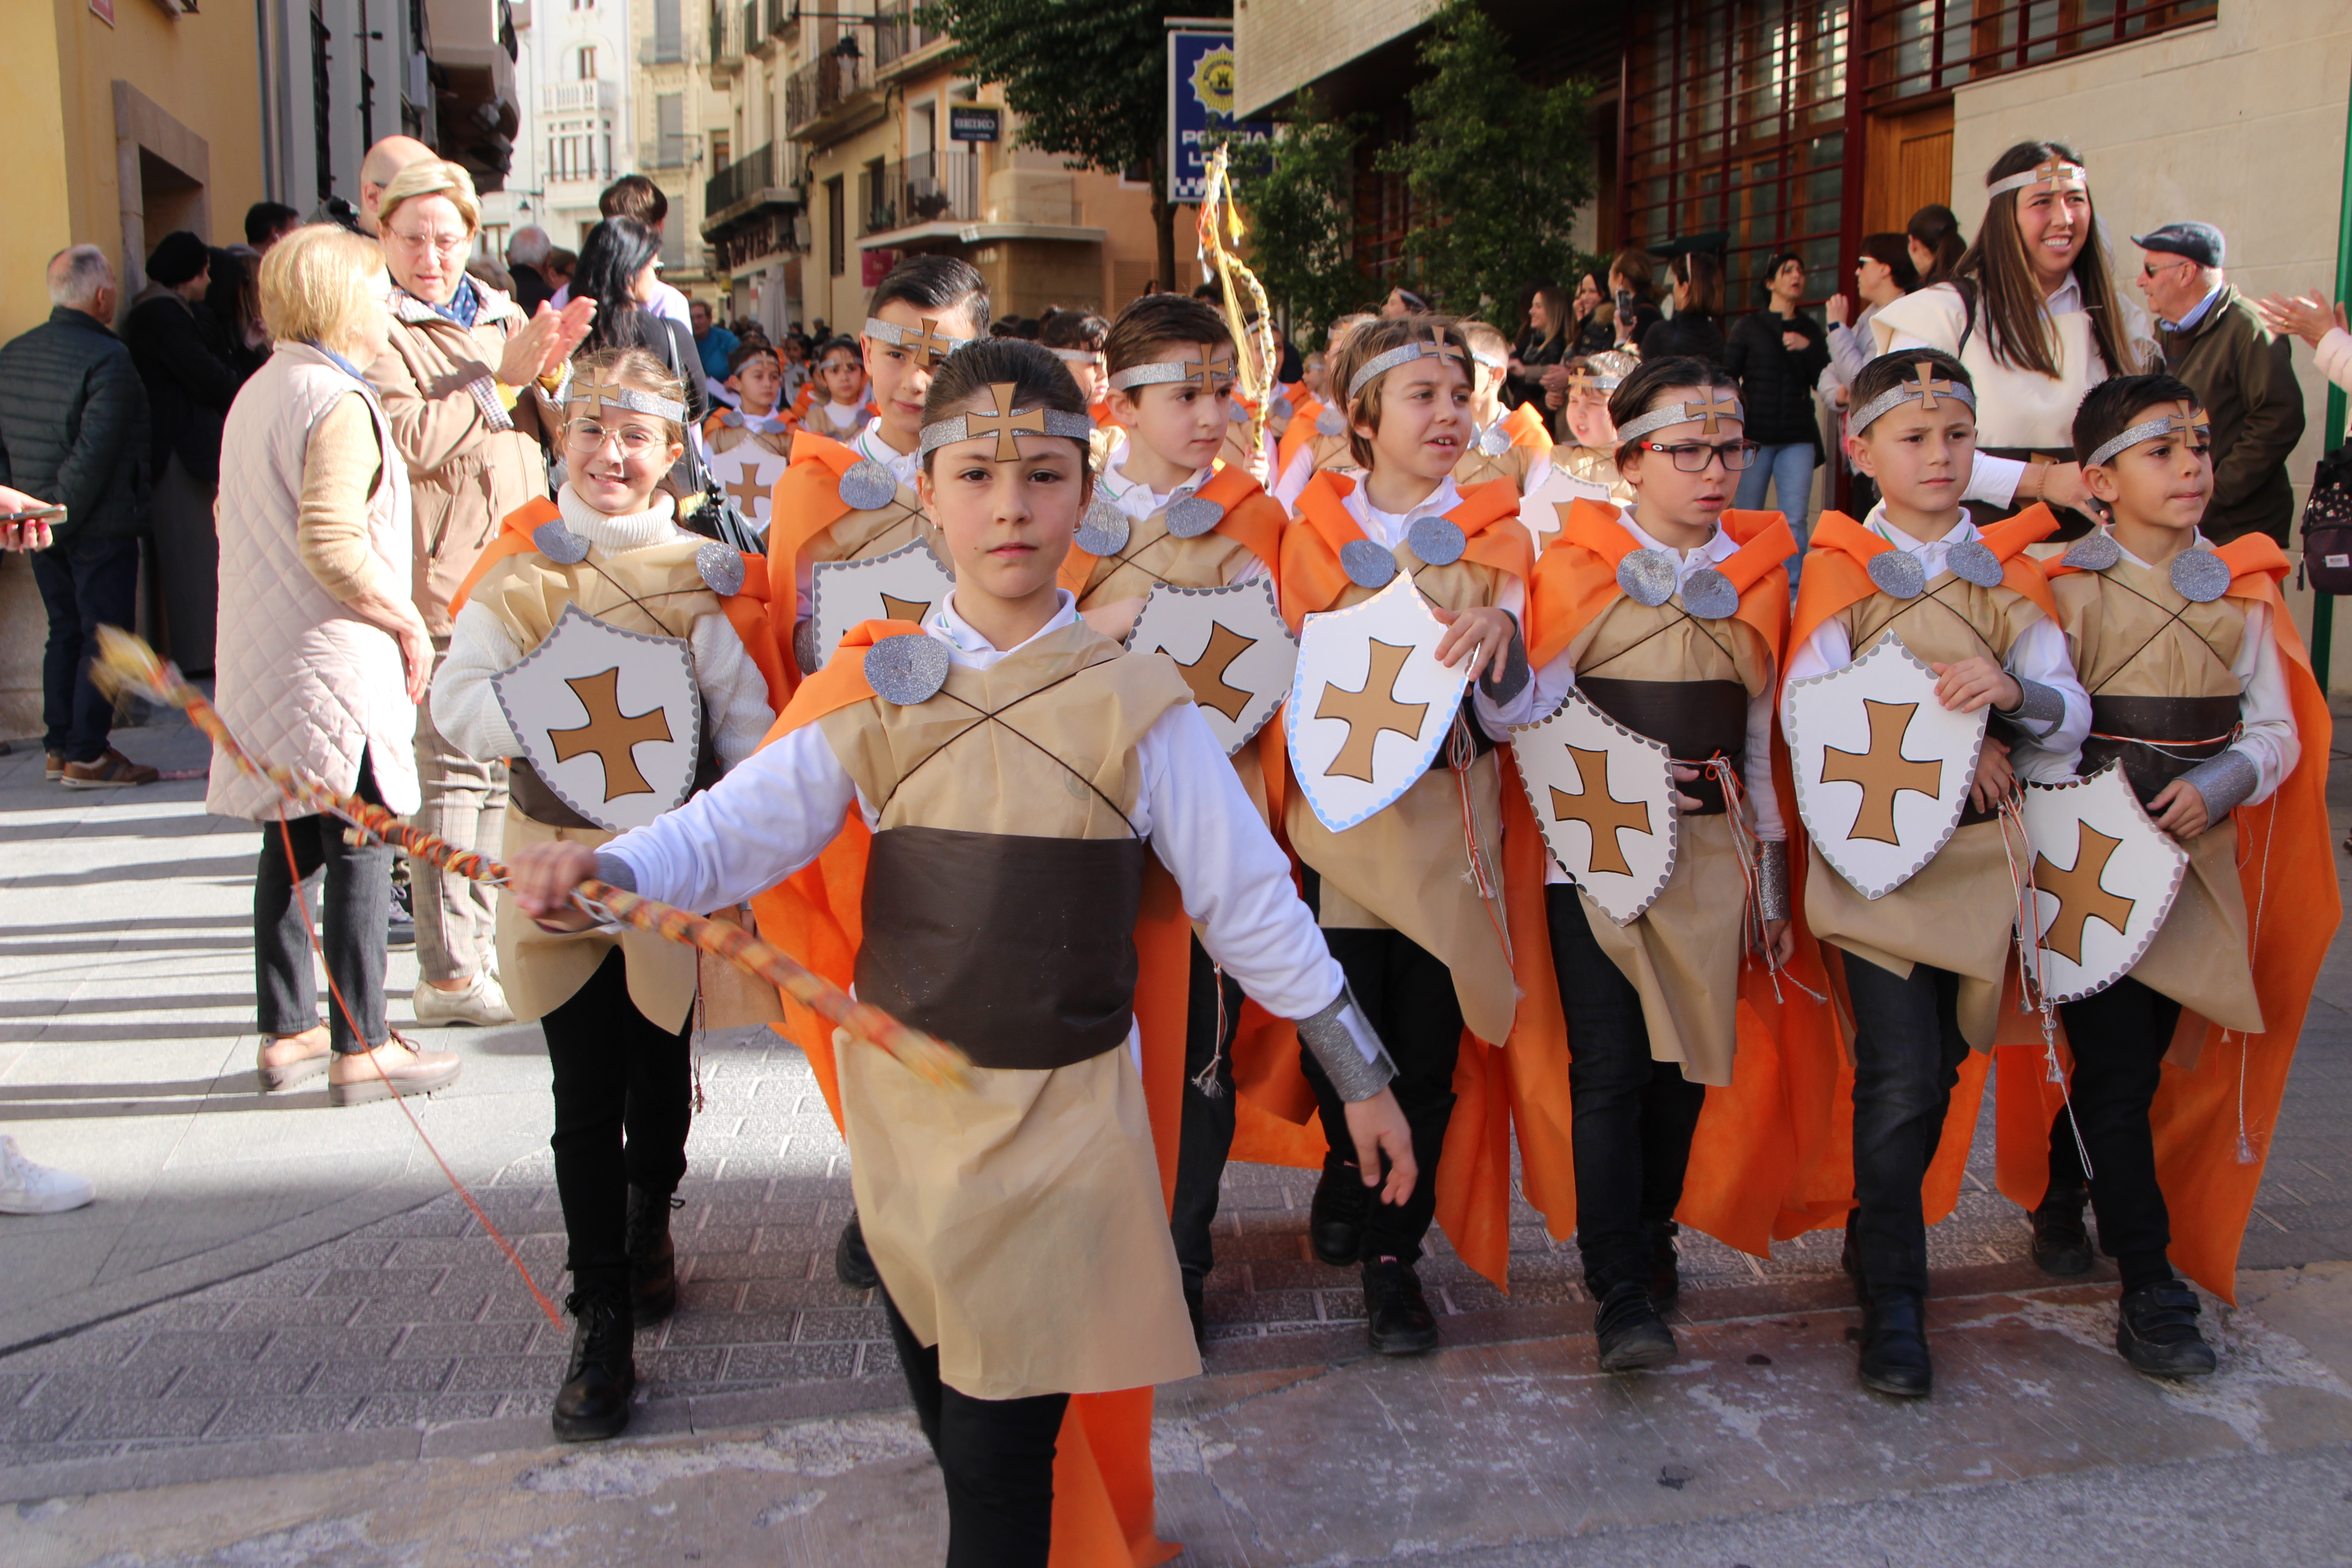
[571,218,707,422]
[1638,250,1726,363]
[1608,249,1663,351]
[1505,281,1572,409]
[1905,204,1966,287]
[1872,141,2153,534]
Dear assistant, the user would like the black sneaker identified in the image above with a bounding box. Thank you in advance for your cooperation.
[625,1186,680,1325]
[833,1211,880,1291]
[552,1292,636,1442]
[2116,1278,2216,1379]
[1594,1280,1677,1372]
[1647,1221,1681,1315]
[1362,1258,1440,1356]
[2030,1182,2095,1276]
[1309,1157,1369,1268]
[1857,1290,1932,1399]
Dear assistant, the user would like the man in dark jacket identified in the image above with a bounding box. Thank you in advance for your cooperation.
[124,230,240,675]
[0,245,157,787]
[2134,221,2306,545]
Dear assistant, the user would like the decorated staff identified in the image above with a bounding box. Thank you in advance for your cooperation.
[1782,349,2089,1400]
[1196,141,1280,476]
[508,338,1415,1568]
[2006,374,2335,1376]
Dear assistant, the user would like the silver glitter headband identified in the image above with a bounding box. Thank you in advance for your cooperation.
[1469,349,1505,372]
[2085,400,2211,469]
[1615,391,1745,444]
[1849,362,1978,434]
[918,382,1096,459]
[1346,327,1470,399]
[1048,347,1103,367]
[863,316,973,363]
[1107,351,1235,394]
[1988,157,2087,199]
[565,367,686,423]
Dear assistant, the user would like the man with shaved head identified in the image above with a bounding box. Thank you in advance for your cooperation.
[357,135,436,236]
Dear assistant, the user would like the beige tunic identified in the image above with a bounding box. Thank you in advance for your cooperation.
[1567,594,1777,1085]
[1805,573,2045,1050]
[2050,560,2263,1037]
[818,625,1203,1401]
[475,542,720,1028]
[1452,438,1540,494]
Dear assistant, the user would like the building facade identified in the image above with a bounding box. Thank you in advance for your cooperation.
[485,0,633,255]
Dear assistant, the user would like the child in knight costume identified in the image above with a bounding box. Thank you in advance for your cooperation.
[1552,352,1639,506]
[2019,374,2334,1375]
[801,334,874,440]
[1784,348,2089,1398]
[707,341,790,454]
[431,348,781,1442]
[1283,315,1544,1354]
[1521,356,1798,1372]
[1075,291,1293,1346]
[1273,311,1377,510]
[504,338,1416,1568]
[1451,319,1554,495]
[764,255,986,682]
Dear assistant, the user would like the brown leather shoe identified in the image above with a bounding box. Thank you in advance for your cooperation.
[45,753,64,782]
[258,1028,333,1091]
[61,749,158,788]
[328,1039,463,1106]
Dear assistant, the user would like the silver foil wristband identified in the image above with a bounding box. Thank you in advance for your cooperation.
[592,852,637,893]
[2179,749,2258,819]
[1755,840,1790,924]
[1478,615,1531,706]
[1995,677,2068,737]
[1296,983,1397,1102]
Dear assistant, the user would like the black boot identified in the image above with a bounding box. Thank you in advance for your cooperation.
[2030,1181,2094,1276]
[1594,1280,1677,1372]
[1362,1258,1440,1355]
[834,1211,880,1291]
[1857,1289,1932,1398]
[1840,1209,1868,1305]
[1647,1221,1681,1315]
[552,1291,636,1442]
[1183,1272,1208,1355]
[2116,1277,2216,1379]
[625,1186,679,1325]
[1309,1157,1369,1268]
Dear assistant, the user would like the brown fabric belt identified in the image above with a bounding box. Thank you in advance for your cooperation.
[1576,677,1747,815]
[856,825,1147,1072]
[2082,694,2240,805]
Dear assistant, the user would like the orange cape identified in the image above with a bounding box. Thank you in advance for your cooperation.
[1982,534,2337,1301]
[1501,400,1554,456]
[747,621,1184,1567]
[446,495,789,714]
[1055,461,1286,598]
[1509,503,1844,1254]
[764,428,902,685]
[1275,393,1329,476]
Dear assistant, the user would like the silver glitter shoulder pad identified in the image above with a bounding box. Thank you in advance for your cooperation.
[1340,537,1399,588]
[2171,548,2231,603]
[1076,499,1130,556]
[864,632,951,706]
[1315,407,1347,437]
[2180,748,2258,819]
[1945,539,2006,588]
[837,459,900,513]
[1679,567,1740,621]
[1406,514,1466,567]
[534,520,592,564]
[1616,548,1679,608]
[2061,532,2122,572]
[696,541,746,598]
[1165,491,1225,539]
[1295,984,1397,1102]
[1867,549,1926,599]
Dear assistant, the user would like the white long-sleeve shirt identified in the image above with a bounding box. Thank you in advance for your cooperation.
[1781,505,2089,780]
[602,591,1358,1029]
[2315,324,2352,395]
[431,485,775,773]
[1525,516,1786,889]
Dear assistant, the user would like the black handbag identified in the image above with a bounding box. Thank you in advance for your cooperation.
[2302,443,2352,595]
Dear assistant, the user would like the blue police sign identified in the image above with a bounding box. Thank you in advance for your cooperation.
[1166,22,1272,205]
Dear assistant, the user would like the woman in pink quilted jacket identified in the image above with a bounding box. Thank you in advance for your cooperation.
[208,224,461,1106]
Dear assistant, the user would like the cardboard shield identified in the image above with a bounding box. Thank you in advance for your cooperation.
[1520,465,1614,541]
[1286,573,1470,832]
[494,603,701,833]
[2019,762,2189,1002]
[1127,580,1298,755]
[704,439,792,536]
[1512,687,1679,924]
[808,539,957,666]
[1784,632,1986,900]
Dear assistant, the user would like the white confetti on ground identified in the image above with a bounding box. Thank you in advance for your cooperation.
[755,1491,826,1526]
[514,1415,931,1500]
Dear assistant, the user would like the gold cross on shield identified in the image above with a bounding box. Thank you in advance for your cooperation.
[967,383,1046,461]
[1550,747,1652,877]
[1316,640,1428,783]
[2031,822,2136,965]
[724,471,766,515]
[1820,700,1942,845]
[549,667,674,802]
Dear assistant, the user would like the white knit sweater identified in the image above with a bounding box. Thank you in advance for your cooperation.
[430,485,774,773]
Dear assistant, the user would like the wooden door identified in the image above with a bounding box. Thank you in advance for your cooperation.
[1861,101,1954,240]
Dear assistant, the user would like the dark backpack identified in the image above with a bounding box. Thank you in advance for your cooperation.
[2302,443,2352,595]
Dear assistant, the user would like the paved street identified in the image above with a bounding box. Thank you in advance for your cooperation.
[4,701,2352,1563]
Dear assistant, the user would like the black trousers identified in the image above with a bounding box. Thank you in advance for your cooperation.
[541,948,692,1302]
[2050,976,2182,1292]
[1300,924,1463,1266]
[1842,952,1971,1302]
[1170,936,1242,1281]
[1546,887,1706,1295]
[253,750,391,1055]
[881,1286,1069,1568]
[29,534,139,763]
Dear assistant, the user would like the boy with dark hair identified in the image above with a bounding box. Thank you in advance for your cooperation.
[701,341,791,534]
[2022,372,2334,1375]
[800,335,872,439]
[1039,308,1110,409]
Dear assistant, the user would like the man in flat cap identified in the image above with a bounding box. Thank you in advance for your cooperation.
[2135,220,2304,545]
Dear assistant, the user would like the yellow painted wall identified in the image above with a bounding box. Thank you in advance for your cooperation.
[1,0,76,342]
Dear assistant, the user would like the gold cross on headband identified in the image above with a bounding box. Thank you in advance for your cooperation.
[1184,353,1235,397]
[1417,326,1466,367]
[1906,362,1956,409]
[909,318,960,365]
[1690,389,1740,434]
[2167,400,2212,441]
[567,367,630,416]
[968,382,1046,460]
[2033,156,2079,191]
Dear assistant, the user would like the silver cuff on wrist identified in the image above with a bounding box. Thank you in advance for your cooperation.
[1478,615,1531,706]
[1996,676,2067,737]
[2180,749,2258,820]
[1755,840,1790,923]
[591,852,637,893]
[1296,983,1396,1102]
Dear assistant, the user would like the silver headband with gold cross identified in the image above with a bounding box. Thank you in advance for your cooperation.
[564,365,686,424]
[1107,349,1237,394]
[1614,390,1745,445]
[918,382,1096,459]
[2085,400,2211,469]
[1346,325,1470,400]
[863,316,974,365]
[1849,361,1977,435]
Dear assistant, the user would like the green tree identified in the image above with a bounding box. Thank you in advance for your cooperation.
[1376,0,1597,319]
[918,0,1224,294]
[1215,93,1379,346]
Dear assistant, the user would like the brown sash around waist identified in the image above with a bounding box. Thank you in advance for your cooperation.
[855,825,1147,1072]
[2081,694,2240,806]
[1578,677,1747,815]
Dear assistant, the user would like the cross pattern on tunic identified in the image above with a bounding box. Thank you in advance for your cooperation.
[1907,363,1957,408]
[1688,390,1740,434]
[1820,699,1943,845]
[1315,639,1429,784]
[1173,621,1259,724]
[2032,823,2137,965]
[1550,746,1653,877]
[969,382,1046,461]
[548,666,675,802]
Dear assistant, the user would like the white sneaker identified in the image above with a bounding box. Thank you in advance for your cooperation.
[0,1135,95,1215]
[412,970,516,1028]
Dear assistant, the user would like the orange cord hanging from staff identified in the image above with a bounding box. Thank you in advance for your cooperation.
[1196,141,1280,468]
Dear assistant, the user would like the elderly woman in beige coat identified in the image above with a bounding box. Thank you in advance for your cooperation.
[368,159,594,1029]
[211,224,462,1105]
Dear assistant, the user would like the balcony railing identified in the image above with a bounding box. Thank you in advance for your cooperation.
[784,50,873,138]
[539,78,616,115]
[704,139,804,219]
[858,150,978,235]
[709,0,740,69]
[872,9,942,73]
